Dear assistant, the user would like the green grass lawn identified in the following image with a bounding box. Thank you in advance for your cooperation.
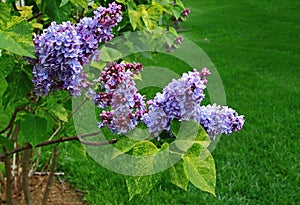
[60,0,300,204]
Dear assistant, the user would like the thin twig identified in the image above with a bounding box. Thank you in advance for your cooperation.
[27,12,43,22]
[42,146,59,205]
[0,131,117,160]
[78,136,118,146]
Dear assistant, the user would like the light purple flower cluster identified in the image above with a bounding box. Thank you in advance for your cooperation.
[193,104,245,140]
[32,3,122,96]
[141,67,245,140]
[142,68,207,136]
[32,21,89,96]
[91,62,146,134]
[76,2,122,64]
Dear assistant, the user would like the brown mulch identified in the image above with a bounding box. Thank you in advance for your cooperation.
[0,176,87,205]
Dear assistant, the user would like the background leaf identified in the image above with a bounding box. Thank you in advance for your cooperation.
[0,134,13,153]
[70,0,88,9]
[2,69,32,109]
[20,114,48,147]
[37,0,70,23]
[49,104,69,122]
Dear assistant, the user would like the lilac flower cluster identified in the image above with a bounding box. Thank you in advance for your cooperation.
[32,3,122,96]
[142,69,207,136]
[141,67,245,140]
[91,62,146,134]
[76,2,122,64]
[193,104,245,140]
[32,21,89,96]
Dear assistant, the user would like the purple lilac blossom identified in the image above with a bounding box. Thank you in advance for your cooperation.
[76,2,122,64]
[32,3,122,96]
[193,104,245,140]
[94,62,146,134]
[32,21,88,96]
[142,67,245,139]
[142,69,207,136]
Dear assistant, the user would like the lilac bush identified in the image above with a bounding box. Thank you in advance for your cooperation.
[30,2,244,139]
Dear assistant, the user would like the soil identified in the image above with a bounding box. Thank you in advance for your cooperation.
[0,175,87,205]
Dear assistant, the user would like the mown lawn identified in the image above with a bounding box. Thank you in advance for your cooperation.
[61,0,300,204]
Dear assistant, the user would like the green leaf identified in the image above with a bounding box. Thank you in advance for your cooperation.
[111,137,138,158]
[172,5,182,20]
[116,0,127,4]
[131,140,158,156]
[183,143,216,196]
[126,174,161,200]
[170,120,211,151]
[0,134,13,152]
[169,160,189,191]
[171,120,200,152]
[0,9,35,58]
[175,0,186,9]
[17,5,33,19]
[0,3,12,30]
[70,0,88,9]
[60,0,69,7]
[2,69,32,109]
[20,114,48,147]
[0,53,15,87]
[49,104,69,122]
[38,0,70,23]
[99,46,122,62]
[152,0,173,7]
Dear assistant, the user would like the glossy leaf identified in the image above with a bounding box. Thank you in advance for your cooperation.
[111,137,138,158]
[183,143,216,196]
[131,140,158,156]
[126,173,162,201]
[169,160,189,191]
